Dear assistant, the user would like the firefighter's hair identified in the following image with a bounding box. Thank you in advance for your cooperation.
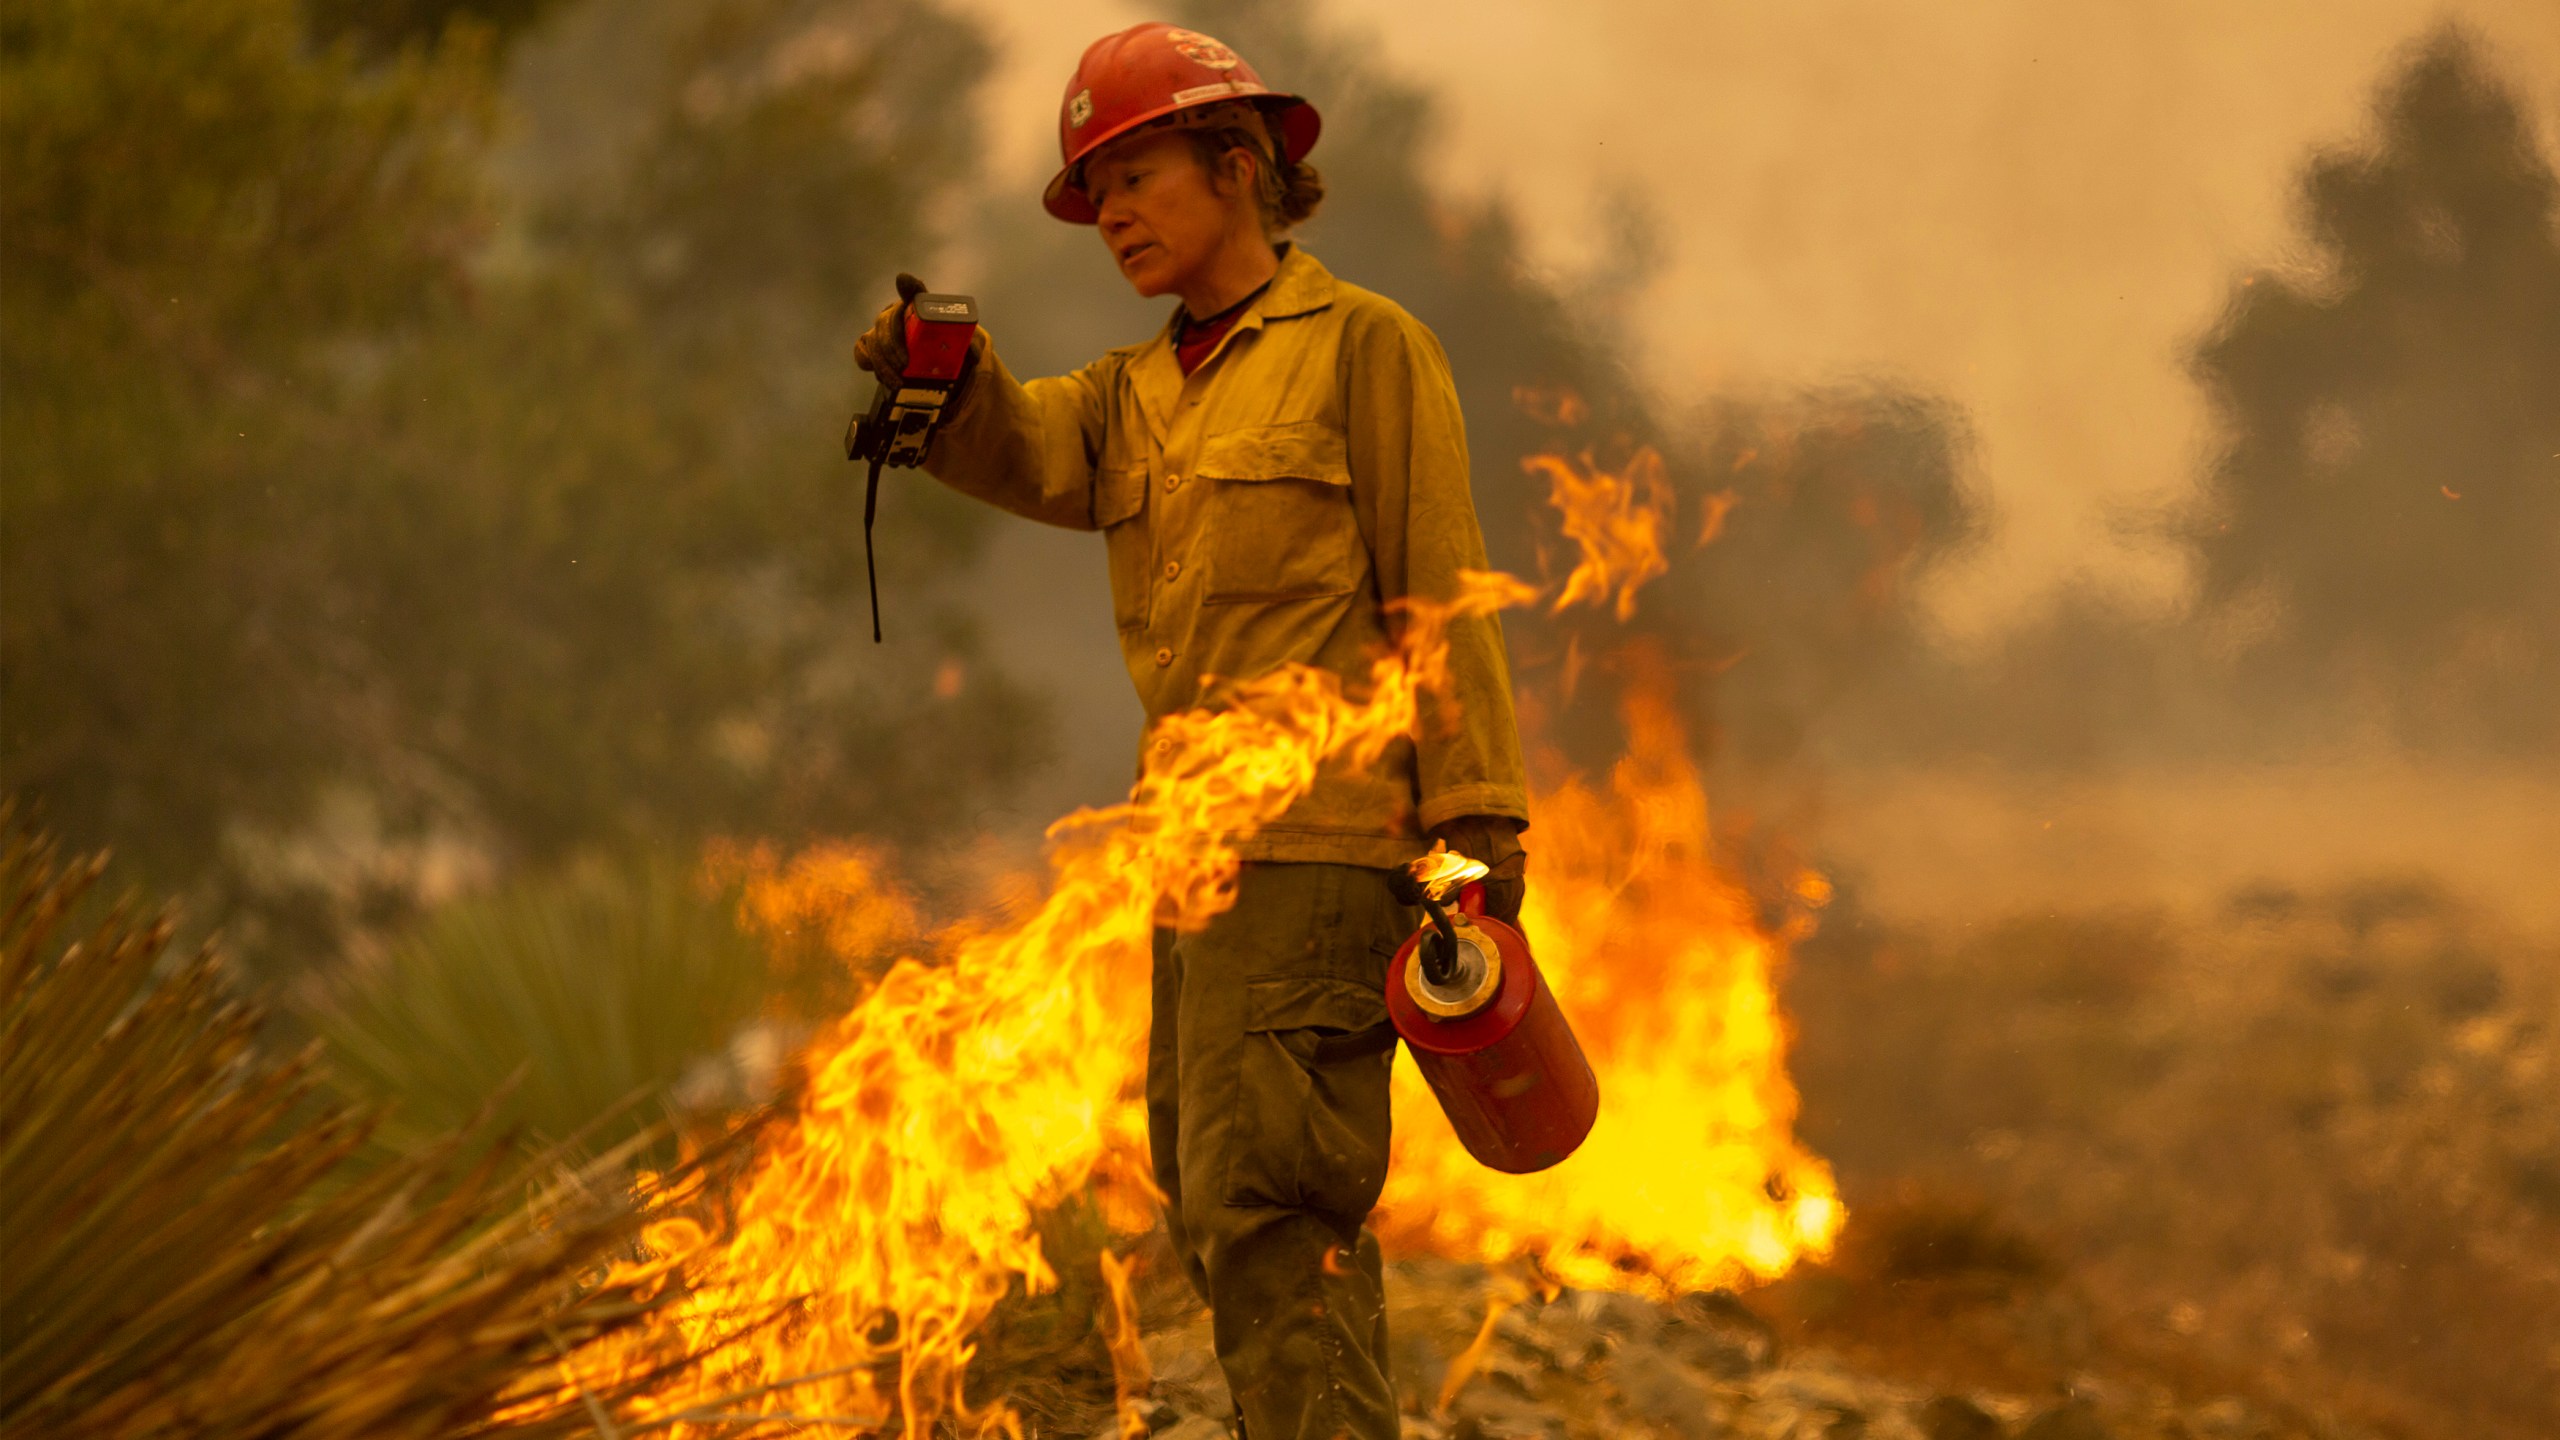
[1188,121,1325,235]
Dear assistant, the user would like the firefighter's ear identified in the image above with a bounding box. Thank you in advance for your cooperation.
[1216,144,1259,200]
[895,273,928,305]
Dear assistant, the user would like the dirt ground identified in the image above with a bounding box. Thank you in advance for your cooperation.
[998,760,2558,1440]
[1774,760,2560,1440]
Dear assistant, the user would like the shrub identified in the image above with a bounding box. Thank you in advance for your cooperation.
[0,817,738,1437]
[300,854,776,1163]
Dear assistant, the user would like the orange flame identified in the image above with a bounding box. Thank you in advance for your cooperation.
[1375,664,1841,1292]
[1526,444,1676,621]
[710,840,921,957]
[547,427,1841,1426]
[547,572,1536,1437]
[1096,1250,1151,1440]
[1407,841,1491,901]
[1432,1288,1517,1419]
[1697,486,1739,547]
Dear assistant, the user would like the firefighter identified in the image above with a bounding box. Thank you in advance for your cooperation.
[856,22,1527,1438]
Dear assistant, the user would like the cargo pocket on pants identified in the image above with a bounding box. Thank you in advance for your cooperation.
[1224,975,1396,1216]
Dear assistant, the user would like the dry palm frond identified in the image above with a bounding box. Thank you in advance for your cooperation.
[0,815,758,1439]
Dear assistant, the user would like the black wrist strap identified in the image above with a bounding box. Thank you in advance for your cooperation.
[864,454,885,643]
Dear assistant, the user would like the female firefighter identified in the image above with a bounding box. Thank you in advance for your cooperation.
[854,23,1527,1439]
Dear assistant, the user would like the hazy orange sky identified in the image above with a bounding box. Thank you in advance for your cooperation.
[955,0,2560,636]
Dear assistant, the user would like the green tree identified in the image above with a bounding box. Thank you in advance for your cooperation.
[1,0,1043,970]
[1,0,491,891]
[2181,29,2560,747]
[0,820,741,1437]
[305,0,570,55]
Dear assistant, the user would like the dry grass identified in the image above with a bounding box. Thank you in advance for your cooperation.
[1788,872,2560,1439]
[0,815,758,1438]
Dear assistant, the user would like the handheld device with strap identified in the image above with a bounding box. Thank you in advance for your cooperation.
[846,277,978,642]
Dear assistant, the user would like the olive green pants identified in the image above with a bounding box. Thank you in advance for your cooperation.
[1148,861,1415,1440]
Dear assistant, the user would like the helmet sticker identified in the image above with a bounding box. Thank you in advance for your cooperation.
[1166,28,1242,71]
[1067,88,1094,128]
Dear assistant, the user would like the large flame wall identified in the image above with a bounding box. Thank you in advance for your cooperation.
[543,443,1840,1437]
[1377,671,1840,1293]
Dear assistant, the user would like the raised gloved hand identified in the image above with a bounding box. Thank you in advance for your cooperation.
[1427,814,1527,927]
[853,272,929,379]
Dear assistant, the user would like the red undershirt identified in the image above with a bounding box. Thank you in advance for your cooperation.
[1174,278,1273,375]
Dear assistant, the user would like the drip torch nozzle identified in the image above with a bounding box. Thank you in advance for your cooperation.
[1397,843,1489,988]
[1418,895,1461,986]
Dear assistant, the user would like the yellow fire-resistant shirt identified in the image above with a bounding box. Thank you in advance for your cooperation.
[923,246,1529,868]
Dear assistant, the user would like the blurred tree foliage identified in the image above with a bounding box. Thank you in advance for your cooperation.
[1,0,1042,972]
[1,0,490,887]
[1646,389,1979,772]
[306,0,571,55]
[2182,29,2560,747]
[1837,29,2560,775]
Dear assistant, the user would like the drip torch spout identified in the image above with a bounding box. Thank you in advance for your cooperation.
[1396,843,1488,989]
[1418,895,1461,986]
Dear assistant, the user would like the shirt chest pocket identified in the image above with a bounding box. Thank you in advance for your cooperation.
[1096,461,1150,632]
[1196,422,1363,605]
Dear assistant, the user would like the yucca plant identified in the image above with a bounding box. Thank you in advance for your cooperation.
[301,854,778,1166]
[0,817,747,1438]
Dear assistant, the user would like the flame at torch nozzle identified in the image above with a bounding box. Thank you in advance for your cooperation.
[1406,843,1490,903]
[1393,843,1491,988]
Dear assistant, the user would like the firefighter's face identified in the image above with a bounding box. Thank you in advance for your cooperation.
[1085,131,1254,299]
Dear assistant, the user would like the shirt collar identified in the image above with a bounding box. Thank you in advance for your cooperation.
[1131,246,1337,436]
[1255,243,1335,322]
[1155,243,1337,345]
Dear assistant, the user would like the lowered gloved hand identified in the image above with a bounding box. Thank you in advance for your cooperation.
[1427,814,1527,928]
[853,272,929,380]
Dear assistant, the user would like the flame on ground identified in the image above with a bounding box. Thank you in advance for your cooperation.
[538,574,1535,1437]
[1375,661,1841,1293]
[1097,1250,1150,1440]
[541,429,1841,1429]
[1432,1283,1525,1420]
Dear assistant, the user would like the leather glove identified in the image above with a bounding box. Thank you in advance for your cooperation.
[1427,815,1527,927]
[853,272,929,379]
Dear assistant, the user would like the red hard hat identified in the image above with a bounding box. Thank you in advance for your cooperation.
[1043,22,1321,224]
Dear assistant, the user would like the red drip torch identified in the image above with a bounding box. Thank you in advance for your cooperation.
[846,277,979,642]
[1387,847,1601,1174]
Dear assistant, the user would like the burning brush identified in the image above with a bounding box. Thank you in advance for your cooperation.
[532,436,1842,1435]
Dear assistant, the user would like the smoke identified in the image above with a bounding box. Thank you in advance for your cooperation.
[1814,29,2560,776]
[1330,0,2560,631]
[942,0,1993,838]
[943,1,2557,771]
[927,3,2560,993]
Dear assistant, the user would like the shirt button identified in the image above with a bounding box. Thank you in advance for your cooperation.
[1154,647,1174,667]
[1162,560,1181,580]
[1163,472,1182,493]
